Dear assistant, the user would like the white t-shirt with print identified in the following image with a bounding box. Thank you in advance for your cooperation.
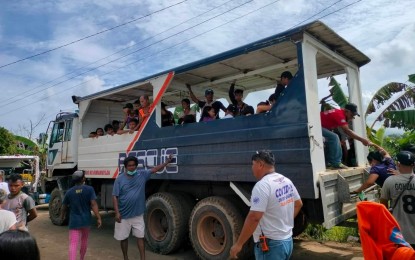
[250,172,300,242]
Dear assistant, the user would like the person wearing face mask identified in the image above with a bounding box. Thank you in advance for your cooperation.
[112,154,174,260]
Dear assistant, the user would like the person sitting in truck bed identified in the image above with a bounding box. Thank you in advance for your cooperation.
[161,102,174,127]
[222,104,237,119]
[321,103,371,169]
[112,120,120,133]
[88,132,97,138]
[138,95,151,128]
[96,127,104,136]
[119,103,137,130]
[201,106,216,122]
[186,84,226,121]
[133,99,141,118]
[117,118,139,135]
[228,79,254,116]
[274,71,293,101]
[256,93,276,114]
[104,124,115,136]
[176,98,196,124]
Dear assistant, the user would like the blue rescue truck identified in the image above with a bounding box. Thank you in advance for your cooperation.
[45,21,374,259]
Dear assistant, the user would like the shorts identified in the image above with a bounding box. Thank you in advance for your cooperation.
[114,214,145,240]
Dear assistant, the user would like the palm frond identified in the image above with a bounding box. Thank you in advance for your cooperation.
[383,110,415,130]
[409,74,415,84]
[365,82,410,116]
[328,76,348,108]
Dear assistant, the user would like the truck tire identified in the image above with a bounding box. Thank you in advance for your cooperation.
[145,192,189,254]
[293,210,308,237]
[49,189,68,226]
[171,192,196,248]
[189,196,252,260]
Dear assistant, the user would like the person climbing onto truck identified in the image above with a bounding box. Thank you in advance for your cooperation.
[320,103,371,169]
[61,170,102,260]
[351,144,396,194]
[186,83,226,121]
[112,154,174,260]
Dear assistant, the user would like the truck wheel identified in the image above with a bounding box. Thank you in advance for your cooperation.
[145,192,189,254]
[171,192,196,248]
[189,196,251,260]
[49,189,68,226]
[293,210,308,237]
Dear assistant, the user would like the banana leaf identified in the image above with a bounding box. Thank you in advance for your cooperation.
[409,74,415,84]
[365,82,410,116]
[383,110,415,131]
[328,76,348,108]
[369,87,415,129]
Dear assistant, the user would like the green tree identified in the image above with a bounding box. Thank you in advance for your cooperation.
[0,127,17,155]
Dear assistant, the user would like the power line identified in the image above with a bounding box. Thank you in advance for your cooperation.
[0,0,236,105]
[289,0,344,29]
[0,0,188,69]
[0,0,364,117]
[0,0,248,109]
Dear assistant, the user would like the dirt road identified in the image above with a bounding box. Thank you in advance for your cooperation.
[30,205,363,259]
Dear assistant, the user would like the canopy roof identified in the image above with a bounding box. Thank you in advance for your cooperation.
[76,20,370,106]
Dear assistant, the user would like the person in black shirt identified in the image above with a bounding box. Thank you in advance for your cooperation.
[186,84,226,121]
[228,79,254,116]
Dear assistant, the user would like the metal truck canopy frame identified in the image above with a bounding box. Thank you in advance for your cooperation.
[74,20,370,105]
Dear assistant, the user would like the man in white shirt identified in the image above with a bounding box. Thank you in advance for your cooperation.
[230,150,303,260]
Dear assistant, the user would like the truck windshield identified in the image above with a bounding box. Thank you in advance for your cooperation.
[49,122,64,147]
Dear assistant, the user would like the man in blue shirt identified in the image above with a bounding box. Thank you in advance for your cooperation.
[113,154,173,260]
[61,170,101,260]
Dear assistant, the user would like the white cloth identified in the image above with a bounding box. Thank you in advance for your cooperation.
[222,114,233,119]
[250,172,300,242]
[0,209,17,233]
[0,182,9,194]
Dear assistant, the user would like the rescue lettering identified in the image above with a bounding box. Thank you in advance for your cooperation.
[119,147,178,174]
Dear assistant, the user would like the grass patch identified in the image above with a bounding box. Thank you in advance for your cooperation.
[301,219,359,242]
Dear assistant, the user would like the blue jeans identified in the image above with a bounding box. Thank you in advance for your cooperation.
[254,237,293,260]
[322,128,342,166]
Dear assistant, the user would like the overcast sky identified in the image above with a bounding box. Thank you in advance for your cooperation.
[0,0,414,138]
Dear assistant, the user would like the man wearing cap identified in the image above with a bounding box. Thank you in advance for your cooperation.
[228,80,254,116]
[320,103,371,169]
[380,151,415,247]
[61,170,101,260]
[186,84,226,121]
[274,71,293,102]
[230,150,303,260]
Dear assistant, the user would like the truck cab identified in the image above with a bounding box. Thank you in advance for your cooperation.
[46,21,373,259]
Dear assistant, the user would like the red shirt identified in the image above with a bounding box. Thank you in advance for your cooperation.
[320,109,348,130]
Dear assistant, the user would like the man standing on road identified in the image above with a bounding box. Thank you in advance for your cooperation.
[4,174,37,231]
[380,150,415,247]
[320,103,371,169]
[230,150,303,260]
[61,170,102,260]
[113,154,173,260]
